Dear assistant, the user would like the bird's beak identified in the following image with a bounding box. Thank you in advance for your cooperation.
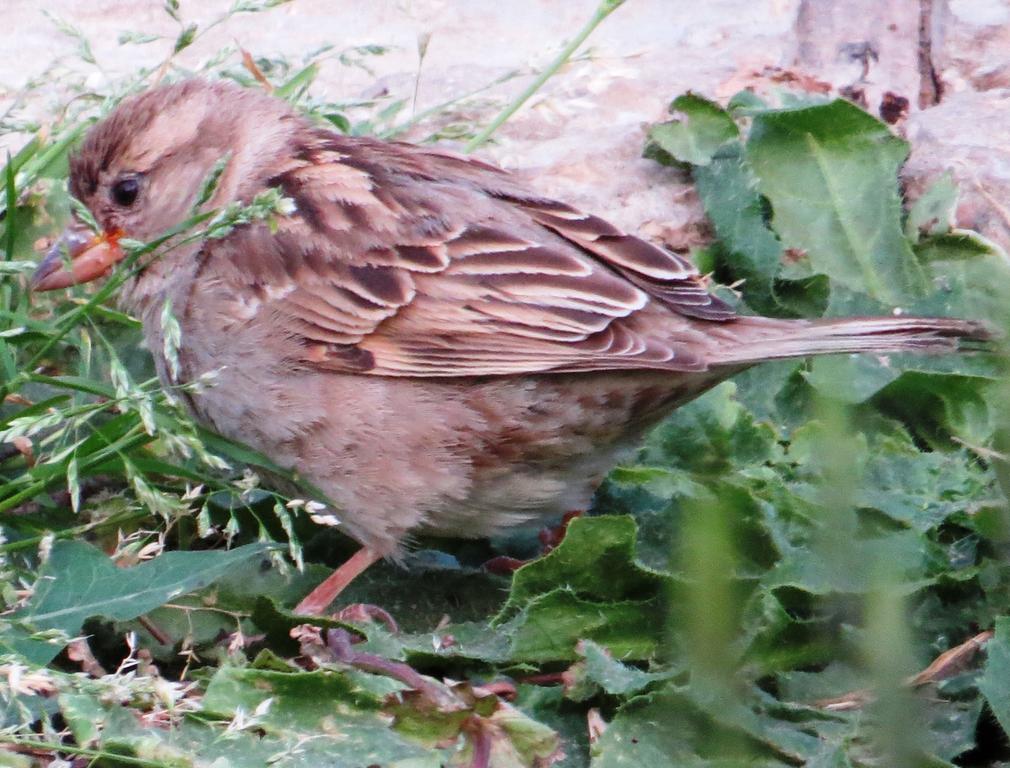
[31,221,125,291]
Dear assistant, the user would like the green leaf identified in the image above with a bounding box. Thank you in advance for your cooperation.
[389,682,561,768]
[647,93,739,166]
[763,527,930,595]
[172,22,197,53]
[117,30,162,45]
[396,617,512,664]
[856,436,991,532]
[728,89,771,113]
[276,62,320,100]
[803,355,901,404]
[55,682,440,768]
[874,371,994,445]
[746,100,928,304]
[494,516,672,663]
[979,617,1010,736]
[906,173,957,242]
[693,143,784,307]
[68,195,100,234]
[589,691,703,767]
[507,589,664,663]
[4,153,17,264]
[684,684,824,763]
[325,112,352,133]
[499,516,668,618]
[576,639,671,696]
[204,666,560,767]
[205,665,381,718]
[920,697,982,763]
[378,517,676,666]
[192,152,233,210]
[4,540,272,664]
[914,230,1002,263]
[514,685,591,768]
[642,382,781,475]
[58,692,104,748]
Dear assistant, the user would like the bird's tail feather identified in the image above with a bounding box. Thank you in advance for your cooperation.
[715,316,992,366]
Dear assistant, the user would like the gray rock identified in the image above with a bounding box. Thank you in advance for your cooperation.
[904,88,1010,252]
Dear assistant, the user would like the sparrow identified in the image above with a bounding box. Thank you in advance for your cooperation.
[32,79,988,613]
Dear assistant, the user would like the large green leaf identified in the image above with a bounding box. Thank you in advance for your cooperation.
[56,675,443,768]
[803,355,902,405]
[3,540,272,664]
[590,692,706,767]
[203,665,560,768]
[500,516,668,617]
[979,617,1010,736]
[506,589,664,663]
[694,142,784,308]
[572,639,671,697]
[905,173,957,243]
[647,93,739,166]
[495,516,671,662]
[62,698,348,768]
[647,94,785,310]
[641,382,782,476]
[914,231,999,262]
[203,666,444,766]
[391,517,674,665]
[746,100,928,304]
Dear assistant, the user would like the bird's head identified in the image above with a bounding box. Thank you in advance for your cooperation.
[32,79,305,291]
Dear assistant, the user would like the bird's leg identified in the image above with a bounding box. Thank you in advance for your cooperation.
[295,546,382,615]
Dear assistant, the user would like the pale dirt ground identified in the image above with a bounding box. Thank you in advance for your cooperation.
[2,0,1010,253]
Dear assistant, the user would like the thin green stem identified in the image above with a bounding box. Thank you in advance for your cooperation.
[0,425,150,515]
[0,508,150,554]
[463,0,626,153]
[2,154,20,320]
[4,152,16,262]
[382,68,522,140]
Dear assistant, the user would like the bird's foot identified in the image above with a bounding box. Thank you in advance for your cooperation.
[334,602,399,634]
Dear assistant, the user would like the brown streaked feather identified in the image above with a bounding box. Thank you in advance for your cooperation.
[211,132,733,377]
[507,197,733,320]
[198,128,986,381]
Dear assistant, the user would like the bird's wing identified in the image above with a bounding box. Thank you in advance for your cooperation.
[210,135,735,376]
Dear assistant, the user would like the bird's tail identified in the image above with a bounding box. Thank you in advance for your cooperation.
[713,315,993,366]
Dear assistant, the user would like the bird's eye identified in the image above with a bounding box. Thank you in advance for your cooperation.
[111,176,140,207]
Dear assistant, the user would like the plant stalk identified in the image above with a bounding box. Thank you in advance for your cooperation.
[463,0,626,153]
